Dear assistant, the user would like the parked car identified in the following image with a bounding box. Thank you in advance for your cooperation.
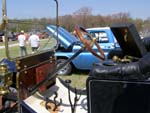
[46,25,120,75]
[7,32,17,41]
[0,31,4,42]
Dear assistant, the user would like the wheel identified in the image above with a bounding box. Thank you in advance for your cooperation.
[74,26,105,61]
[56,59,72,75]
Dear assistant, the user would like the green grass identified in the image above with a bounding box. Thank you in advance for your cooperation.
[0,38,57,59]
[58,70,89,89]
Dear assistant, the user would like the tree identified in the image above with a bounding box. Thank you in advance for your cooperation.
[59,15,75,31]
[73,7,92,28]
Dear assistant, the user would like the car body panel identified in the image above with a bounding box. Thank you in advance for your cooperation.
[47,25,118,70]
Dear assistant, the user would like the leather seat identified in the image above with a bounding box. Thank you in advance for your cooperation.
[89,52,150,80]
[87,53,150,113]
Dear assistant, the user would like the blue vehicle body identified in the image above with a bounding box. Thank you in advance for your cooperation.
[46,25,118,74]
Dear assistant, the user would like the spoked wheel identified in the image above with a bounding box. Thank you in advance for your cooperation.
[74,26,105,60]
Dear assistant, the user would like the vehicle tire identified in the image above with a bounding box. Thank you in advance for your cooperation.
[107,49,124,59]
[56,59,72,75]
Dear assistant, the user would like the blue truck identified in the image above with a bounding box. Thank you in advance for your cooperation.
[47,25,120,75]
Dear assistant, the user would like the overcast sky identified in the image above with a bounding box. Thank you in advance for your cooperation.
[0,0,150,20]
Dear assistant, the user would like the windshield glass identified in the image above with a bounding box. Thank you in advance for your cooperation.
[0,0,58,59]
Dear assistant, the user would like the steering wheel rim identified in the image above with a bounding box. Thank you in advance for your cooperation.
[74,26,105,60]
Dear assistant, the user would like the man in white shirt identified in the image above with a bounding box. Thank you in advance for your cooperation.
[18,30,27,56]
[28,32,40,53]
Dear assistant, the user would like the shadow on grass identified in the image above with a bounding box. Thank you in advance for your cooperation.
[72,69,90,75]
[58,69,90,88]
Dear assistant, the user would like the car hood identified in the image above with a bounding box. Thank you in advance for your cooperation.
[46,25,79,49]
[111,23,147,58]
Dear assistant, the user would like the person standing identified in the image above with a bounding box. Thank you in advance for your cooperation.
[28,32,40,53]
[18,30,27,56]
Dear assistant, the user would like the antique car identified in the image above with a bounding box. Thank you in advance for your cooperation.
[20,23,150,113]
[47,25,120,75]
[1,0,150,113]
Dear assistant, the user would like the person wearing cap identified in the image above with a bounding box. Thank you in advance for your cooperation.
[18,30,27,56]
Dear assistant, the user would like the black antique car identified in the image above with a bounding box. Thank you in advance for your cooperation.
[1,0,150,113]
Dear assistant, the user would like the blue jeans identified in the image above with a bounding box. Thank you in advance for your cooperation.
[20,46,27,56]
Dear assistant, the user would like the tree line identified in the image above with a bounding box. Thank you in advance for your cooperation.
[7,7,150,37]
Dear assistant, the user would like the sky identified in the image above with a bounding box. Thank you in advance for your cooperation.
[0,0,150,20]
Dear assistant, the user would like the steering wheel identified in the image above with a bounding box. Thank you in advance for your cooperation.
[74,26,105,60]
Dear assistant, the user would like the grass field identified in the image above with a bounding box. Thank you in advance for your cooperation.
[58,70,89,89]
[0,38,56,59]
